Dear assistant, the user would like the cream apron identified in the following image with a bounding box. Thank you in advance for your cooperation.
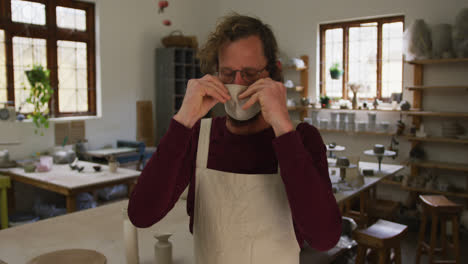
[193,118,300,264]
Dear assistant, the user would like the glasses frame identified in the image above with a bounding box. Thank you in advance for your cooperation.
[217,66,267,85]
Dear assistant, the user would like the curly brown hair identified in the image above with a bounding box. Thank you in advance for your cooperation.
[197,13,283,82]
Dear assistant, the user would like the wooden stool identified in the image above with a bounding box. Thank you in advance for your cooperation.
[415,195,462,264]
[353,219,408,264]
[0,175,11,229]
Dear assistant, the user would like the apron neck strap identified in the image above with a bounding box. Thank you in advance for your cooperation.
[196,118,212,168]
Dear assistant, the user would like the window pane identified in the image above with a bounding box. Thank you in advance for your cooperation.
[0,30,7,103]
[13,37,47,112]
[324,28,343,98]
[57,40,88,112]
[11,0,46,25]
[382,22,403,98]
[349,25,377,98]
[57,6,87,31]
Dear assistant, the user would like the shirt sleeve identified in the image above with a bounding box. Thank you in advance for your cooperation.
[272,123,342,251]
[127,118,198,228]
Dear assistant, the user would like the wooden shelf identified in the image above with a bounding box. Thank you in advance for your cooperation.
[410,160,468,173]
[287,106,315,111]
[284,65,308,71]
[318,128,393,136]
[406,58,468,65]
[406,85,468,91]
[401,111,468,118]
[317,107,418,112]
[402,185,468,199]
[381,179,403,186]
[404,135,468,144]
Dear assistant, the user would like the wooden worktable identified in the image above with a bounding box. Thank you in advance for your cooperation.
[3,161,140,212]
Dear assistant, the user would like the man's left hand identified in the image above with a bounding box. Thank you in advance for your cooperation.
[239,78,293,137]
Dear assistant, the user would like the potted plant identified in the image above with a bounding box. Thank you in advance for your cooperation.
[329,63,343,80]
[319,95,330,108]
[24,65,53,135]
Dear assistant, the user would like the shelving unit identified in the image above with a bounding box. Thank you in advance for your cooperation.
[410,161,468,173]
[318,128,393,136]
[403,58,468,203]
[155,47,203,144]
[286,55,309,120]
[405,135,468,144]
[406,85,468,91]
[402,111,468,118]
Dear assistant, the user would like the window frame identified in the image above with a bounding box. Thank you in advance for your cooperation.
[319,15,404,100]
[0,0,96,117]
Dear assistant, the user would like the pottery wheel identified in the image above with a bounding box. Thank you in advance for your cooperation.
[26,249,106,264]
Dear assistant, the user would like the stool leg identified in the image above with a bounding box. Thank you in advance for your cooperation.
[428,212,439,264]
[0,188,8,229]
[452,215,460,264]
[440,216,447,257]
[394,246,402,264]
[416,211,427,264]
[356,245,367,264]
[378,248,388,264]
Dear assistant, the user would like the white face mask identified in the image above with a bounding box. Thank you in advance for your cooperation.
[224,84,261,121]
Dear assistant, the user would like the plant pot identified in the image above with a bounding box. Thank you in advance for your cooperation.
[330,70,342,80]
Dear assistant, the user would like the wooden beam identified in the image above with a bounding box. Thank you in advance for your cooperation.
[377,22,383,99]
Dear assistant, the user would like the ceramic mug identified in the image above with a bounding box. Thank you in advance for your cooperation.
[109,161,120,173]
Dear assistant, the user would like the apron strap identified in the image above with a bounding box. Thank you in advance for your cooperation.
[196,118,212,169]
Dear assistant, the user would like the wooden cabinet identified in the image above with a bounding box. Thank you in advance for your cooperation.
[403,58,468,201]
[286,55,311,121]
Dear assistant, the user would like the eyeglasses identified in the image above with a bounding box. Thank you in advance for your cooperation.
[217,67,266,85]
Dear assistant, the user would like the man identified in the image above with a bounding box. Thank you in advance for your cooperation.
[128,13,341,263]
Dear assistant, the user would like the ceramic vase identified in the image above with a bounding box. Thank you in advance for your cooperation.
[154,233,173,264]
[352,92,358,110]
[123,207,139,264]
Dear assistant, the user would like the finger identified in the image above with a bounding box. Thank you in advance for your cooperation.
[202,83,228,103]
[202,76,231,100]
[238,83,265,99]
[204,74,230,99]
[242,93,260,110]
[205,81,231,101]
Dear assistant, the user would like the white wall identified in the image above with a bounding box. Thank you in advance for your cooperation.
[3,0,219,159]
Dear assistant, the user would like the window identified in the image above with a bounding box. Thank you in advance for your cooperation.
[320,16,404,100]
[0,0,96,117]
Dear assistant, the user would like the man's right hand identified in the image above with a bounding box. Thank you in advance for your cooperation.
[174,74,230,128]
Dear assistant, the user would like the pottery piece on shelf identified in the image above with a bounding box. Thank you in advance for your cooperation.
[431,24,453,59]
[404,19,432,60]
[453,8,468,58]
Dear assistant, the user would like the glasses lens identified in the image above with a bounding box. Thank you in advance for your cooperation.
[242,69,261,83]
[219,69,235,83]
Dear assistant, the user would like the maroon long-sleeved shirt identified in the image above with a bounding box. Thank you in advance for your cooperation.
[128,116,341,251]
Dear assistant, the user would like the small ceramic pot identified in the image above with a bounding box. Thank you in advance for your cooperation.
[373,144,385,154]
[336,157,350,167]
